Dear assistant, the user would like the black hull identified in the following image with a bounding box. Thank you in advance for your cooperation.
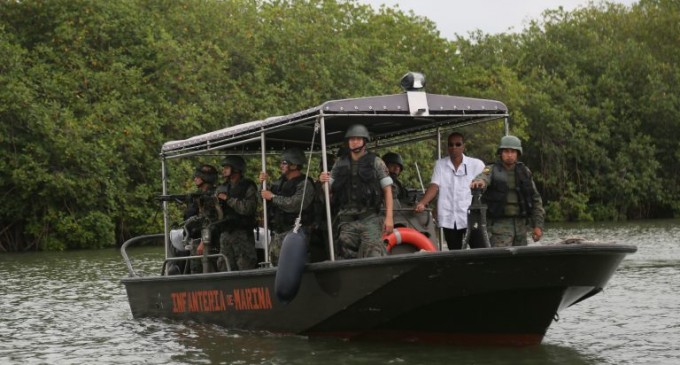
[122,244,635,345]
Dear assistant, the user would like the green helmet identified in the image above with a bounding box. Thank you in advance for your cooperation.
[498,135,523,155]
[282,148,306,166]
[220,155,246,172]
[382,152,404,170]
[193,164,218,185]
[345,124,370,140]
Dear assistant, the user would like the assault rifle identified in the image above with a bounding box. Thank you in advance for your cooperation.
[156,191,214,204]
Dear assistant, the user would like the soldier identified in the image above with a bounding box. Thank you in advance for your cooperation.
[470,135,545,247]
[318,124,394,259]
[184,164,219,221]
[382,152,411,205]
[185,164,220,274]
[259,148,315,266]
[215,155,258,271]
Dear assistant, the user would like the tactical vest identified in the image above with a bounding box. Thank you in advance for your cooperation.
[270,174,315,232]
[219,178,257,230]
[331,152,382,211]
[484,161,535,218]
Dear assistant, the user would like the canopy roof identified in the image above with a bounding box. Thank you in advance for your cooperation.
[161,92,508,159]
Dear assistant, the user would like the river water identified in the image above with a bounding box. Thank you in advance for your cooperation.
[1,220,678,365]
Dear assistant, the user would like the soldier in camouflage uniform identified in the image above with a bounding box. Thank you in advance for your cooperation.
[319,124,394,259]
[185,164,220,274]
[470,135,545,247]
[382,152,412,205]
[215,155,258,271]
[259,148,315,266]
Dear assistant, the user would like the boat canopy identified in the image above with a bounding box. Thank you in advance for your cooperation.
[161,92,508,158]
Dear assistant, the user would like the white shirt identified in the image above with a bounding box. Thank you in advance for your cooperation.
[430,154,485,230]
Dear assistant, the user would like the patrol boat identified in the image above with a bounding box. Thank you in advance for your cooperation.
[121,73,636,345]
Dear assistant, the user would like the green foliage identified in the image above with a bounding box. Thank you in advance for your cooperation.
[1,0,679,251]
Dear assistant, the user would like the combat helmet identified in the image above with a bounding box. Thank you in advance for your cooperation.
[344,124,370,140]
[382,152,404,170]
[282,148,306,167]
[194,164,218,185]
[220,155,246,172]
[498,135,523,155]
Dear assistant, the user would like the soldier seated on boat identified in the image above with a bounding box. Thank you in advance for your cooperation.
[469,135,545,247]
[318,124,394,259]
[215,155,259,271]
[382,152,413,206]
[184,164,220,274]
[259,148,315,266]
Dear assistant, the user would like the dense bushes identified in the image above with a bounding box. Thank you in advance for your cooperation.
[1,0,678,251]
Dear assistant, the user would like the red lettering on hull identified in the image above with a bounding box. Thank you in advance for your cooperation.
[170,287,272,313]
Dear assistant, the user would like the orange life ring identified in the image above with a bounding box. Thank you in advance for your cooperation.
[383,227,436,253]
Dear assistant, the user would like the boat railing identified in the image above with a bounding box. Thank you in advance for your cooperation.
[159,253,232,275]
[121,233,164,277]
[121,233,232,277]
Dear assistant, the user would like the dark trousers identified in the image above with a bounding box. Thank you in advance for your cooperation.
[444,224,485,250]
[443,226,466,250]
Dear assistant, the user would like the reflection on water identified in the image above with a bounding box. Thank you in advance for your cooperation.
[1,220,678,365]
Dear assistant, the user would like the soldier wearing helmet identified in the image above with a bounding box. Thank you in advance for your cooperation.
[214,155,258,271]
[381,152,409,203]
[181,164,220,273]
[470,135,545,247]
[183,164,219,219]
[259,148,315,266]
[318,124,394,259]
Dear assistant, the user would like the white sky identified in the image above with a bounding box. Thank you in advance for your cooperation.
[355,0,637,39]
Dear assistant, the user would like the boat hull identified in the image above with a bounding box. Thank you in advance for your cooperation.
[122,244,635,345]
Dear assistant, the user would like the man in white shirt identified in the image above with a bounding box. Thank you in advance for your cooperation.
[415,132,485,250]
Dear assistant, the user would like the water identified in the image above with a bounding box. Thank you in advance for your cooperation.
[1,220,678,365]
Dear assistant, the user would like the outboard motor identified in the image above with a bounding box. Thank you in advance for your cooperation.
[464,188,491,248]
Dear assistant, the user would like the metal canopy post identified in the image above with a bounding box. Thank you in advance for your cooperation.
[260,131,271,266]
[436,127,444,251]
[319,115,336,261]
[161,158,170,259]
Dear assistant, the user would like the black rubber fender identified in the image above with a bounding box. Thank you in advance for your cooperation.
[274,230,307,304]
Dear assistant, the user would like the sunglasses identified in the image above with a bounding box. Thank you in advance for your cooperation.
[448,142,463,147]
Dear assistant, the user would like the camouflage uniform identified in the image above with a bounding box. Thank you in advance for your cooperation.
[186,191,222,273]
[183,164,219,274]
[216,178,258,271]
[474,162,544,247]
[267,174,315,265]
[330,152,392,259]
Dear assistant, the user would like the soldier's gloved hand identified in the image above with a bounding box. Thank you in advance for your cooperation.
[470,179,485,189]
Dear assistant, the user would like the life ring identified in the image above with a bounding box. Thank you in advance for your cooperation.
[383,227,436,253]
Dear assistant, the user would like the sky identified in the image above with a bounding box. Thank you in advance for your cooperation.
[355,0,637,39]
